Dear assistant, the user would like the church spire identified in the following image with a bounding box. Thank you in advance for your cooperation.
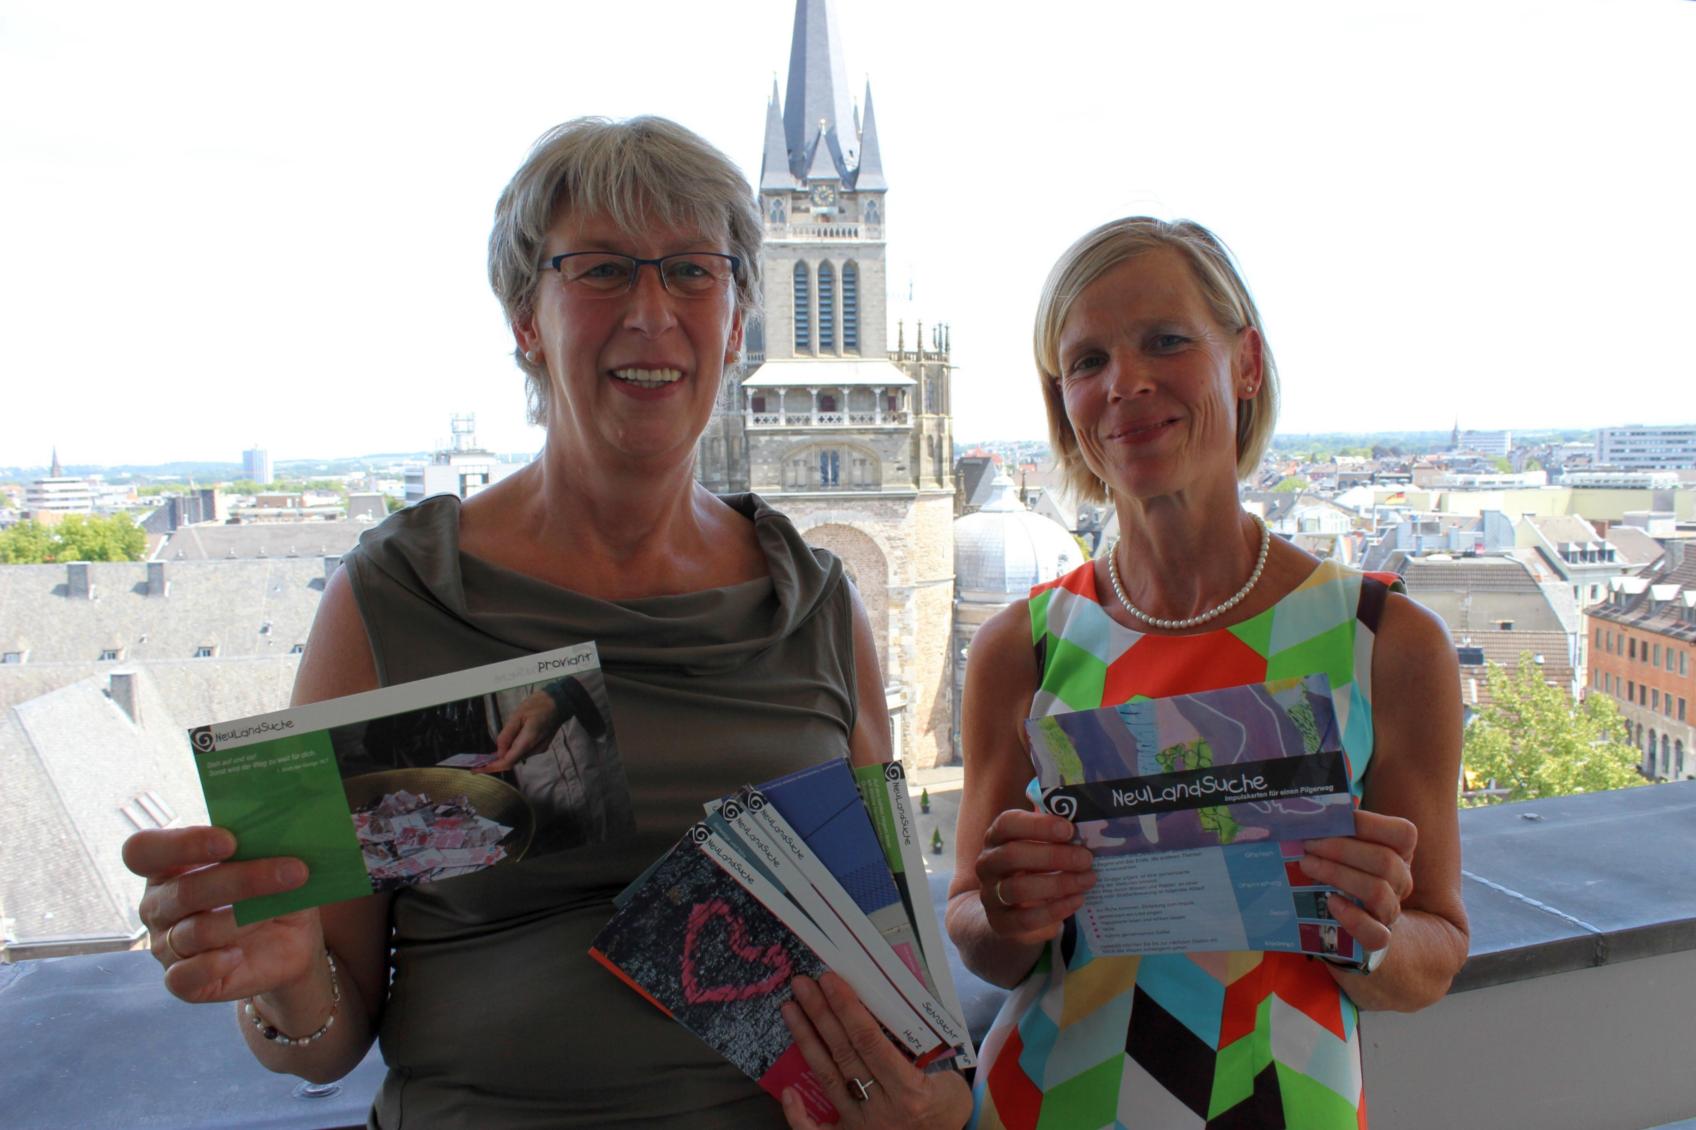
[782,0,857,181]
[50,446,62,478]
[855,83,886,191]
[759,79,793,191]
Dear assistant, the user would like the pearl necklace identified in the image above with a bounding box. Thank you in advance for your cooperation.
[1107,514,1271,631]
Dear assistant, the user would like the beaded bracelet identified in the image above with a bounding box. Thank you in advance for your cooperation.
[244,950,341,1046]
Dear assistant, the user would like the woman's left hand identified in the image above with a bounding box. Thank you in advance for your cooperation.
[779,973,972,1130]
[1297,809,1418,954]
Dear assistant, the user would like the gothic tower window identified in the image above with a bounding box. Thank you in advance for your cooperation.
[793,262,812,353]
[818,261,836,354]
[842,261,859,353]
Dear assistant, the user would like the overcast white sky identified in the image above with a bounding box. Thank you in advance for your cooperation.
[4,0,1693,469]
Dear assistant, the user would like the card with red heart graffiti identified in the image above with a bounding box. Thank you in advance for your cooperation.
[589,828,839,1124]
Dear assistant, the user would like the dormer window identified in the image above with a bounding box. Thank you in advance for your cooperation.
[1,651,23,664]
[194,645,217,658]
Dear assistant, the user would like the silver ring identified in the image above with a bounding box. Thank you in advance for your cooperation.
[994,879,1011,908]
[849,1076,876,1101]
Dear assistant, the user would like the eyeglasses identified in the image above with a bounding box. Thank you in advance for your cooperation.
[540,252,741,298]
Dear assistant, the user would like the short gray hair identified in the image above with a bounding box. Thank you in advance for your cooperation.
[487,116,764,425]
[1033,217,1279,504]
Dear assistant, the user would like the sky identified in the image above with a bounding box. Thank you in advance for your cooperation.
[3,0,1694,469]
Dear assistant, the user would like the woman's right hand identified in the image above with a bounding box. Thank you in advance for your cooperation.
[122,825,320,1006]
[972,809,1097,945]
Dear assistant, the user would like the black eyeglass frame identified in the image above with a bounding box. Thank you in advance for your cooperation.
[539,252,742,298]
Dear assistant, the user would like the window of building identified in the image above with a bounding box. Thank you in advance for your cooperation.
[194,645,217,658]
[1681,651,1688,677]
[842,261,859,352]
[1595,627,1603,647]
[1627,679,1634,699]
[817,261,835,353]
[1640,684,1648,705]
[1629,638,1636,660]
[290,643,305,655]
[1662,734,1671,776]
[818,449,841,487]
[1652,688,1660,710]
[1680,698,1687,722]
[1677,741,1686,778]
[792,262,811,353]
[120,790,178,832]
[99,648,121,662]
[1,651,24,664]
[1653,643,1661,666]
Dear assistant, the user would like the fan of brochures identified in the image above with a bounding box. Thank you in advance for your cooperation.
[590,758,974,1125]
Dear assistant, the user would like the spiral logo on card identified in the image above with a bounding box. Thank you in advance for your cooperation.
[721,798,744,821]
[1044,789,1079,821]
[746,792,767,812]
[884,762,904,783]
[190,726,215,754]
[689,823,712,845]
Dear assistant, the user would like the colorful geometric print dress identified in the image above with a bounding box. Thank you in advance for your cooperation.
[972,557,1399,1130]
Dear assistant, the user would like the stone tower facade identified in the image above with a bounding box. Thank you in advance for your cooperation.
[695,0,956,767]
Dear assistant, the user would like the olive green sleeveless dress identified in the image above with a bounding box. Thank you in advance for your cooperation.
[340,493,858,1128]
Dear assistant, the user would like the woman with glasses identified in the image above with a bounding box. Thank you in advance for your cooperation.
[947,217,1469,1129]
[123,117,970,1130]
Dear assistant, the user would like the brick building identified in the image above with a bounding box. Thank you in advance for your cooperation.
[1587,547,1696,780]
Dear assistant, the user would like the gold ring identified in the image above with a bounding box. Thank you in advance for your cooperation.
[161,921,186,964]
[994,879,1011,908]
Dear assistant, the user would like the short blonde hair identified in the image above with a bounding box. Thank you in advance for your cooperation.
[1033,217,1279,504]
[487,116,763,425]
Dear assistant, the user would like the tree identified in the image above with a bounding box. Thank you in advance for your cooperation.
[55,513,147,561]
[1273,475,1309,493]
[0,519,58,563]
[0,514,146,564]
[1462,654,1645,805]
[1489,455,1512,473]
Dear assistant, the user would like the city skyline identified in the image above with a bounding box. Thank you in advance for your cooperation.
[5,0,1694,466]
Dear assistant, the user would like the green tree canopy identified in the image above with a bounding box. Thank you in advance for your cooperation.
[1273,476,1310,493]
[0,513,146,564]
[0,519,58,564]
[1462,654,1645,805]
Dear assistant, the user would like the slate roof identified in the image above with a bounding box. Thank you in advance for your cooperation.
[1,665,221,953]
[1590,546,1696,643]
[1604,525,1666,569]
[155,519,371,562]
[1400,554,1580,709]
[0,558,330,663]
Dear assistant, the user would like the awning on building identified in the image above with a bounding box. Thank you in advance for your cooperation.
[741,359,915,388]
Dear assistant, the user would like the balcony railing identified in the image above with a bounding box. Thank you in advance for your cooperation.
[768,222,882,241]
[3,783,1692,1129]
[746,410,910,429]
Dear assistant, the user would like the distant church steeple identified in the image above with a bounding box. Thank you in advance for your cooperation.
[50,447,63,478]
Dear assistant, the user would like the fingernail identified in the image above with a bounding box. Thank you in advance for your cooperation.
[209,830,237,858]
[276,860,307,886]
[1298,856,1320,875]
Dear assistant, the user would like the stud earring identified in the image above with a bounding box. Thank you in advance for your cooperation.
[524,349,540,365]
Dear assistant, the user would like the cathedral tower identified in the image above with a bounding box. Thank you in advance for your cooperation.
[696,0,956,767]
